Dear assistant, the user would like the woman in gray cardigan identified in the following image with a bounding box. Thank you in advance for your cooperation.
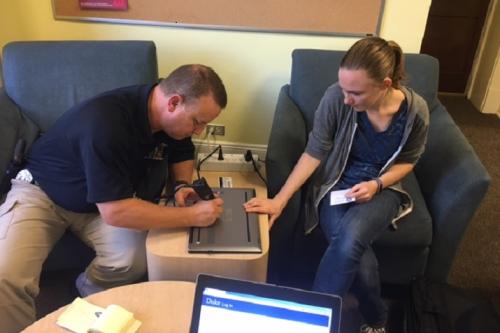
[245,37,429,333]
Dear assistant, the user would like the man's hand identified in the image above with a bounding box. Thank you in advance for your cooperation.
[244,198,285,229]
[347,180,379,203]
[191,197,224,227]
[174,186,197,207]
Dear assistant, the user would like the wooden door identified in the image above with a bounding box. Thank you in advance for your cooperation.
[421,0,491,93]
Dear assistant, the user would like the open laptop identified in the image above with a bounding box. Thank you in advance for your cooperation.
[189,274,342,333]
[188,187,261,253]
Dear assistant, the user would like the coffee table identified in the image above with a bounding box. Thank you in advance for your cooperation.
[23,281,195,332]
[146,171,269,282]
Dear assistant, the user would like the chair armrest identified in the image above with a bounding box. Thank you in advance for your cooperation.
[415,105,491,282]
[265,85,308,283]
[0,89,39,175]
[0,88,40,200]
[266,85,307,196]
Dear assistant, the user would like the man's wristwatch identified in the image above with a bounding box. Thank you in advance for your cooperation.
[173,180,189,192]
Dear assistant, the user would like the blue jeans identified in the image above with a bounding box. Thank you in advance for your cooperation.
[312,188,402,327]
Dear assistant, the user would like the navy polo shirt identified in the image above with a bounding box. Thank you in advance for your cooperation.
[26,84,195,213]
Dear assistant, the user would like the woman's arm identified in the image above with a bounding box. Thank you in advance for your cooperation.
[244,152,321,227]
[348,163,414,202]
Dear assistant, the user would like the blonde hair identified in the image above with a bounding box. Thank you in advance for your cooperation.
[340,37,405,88]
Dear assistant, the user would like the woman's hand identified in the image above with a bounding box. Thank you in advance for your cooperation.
[347,180,379,203]
[243,152,320,229]
[244,198,285,229]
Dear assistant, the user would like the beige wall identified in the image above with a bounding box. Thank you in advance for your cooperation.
[0,0,431,146]
[468,0,500,117]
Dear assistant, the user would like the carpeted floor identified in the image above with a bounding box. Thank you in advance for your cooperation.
[439,94,500,310]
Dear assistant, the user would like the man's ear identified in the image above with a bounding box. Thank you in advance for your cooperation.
[166,94,183,112]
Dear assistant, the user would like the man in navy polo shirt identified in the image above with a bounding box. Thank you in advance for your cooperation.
[0,64,227,332]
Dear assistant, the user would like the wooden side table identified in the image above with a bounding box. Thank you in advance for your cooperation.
[146,171,269,282]
[23,281,195,332]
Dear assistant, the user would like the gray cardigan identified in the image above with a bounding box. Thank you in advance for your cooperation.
[303,83,429,234]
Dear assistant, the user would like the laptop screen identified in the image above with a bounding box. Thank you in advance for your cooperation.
[190,274,341,333]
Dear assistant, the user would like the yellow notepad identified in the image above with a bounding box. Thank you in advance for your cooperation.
[56,297,141,333]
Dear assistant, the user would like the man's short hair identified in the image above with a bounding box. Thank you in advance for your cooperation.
[159,64,227,108]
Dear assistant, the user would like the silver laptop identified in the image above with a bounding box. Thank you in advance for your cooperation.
[188,188,262,253]
[189,274,342,333]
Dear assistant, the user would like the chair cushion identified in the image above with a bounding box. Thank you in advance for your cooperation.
[374,172,433,284]
[375,172,433,250]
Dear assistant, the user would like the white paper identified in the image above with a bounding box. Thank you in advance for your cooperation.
[330,189,355,206]
[56,297,141,333]
[89,304,141,333]
[56,298,104,333]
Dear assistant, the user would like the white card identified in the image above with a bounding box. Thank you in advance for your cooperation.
[330,189,355,206]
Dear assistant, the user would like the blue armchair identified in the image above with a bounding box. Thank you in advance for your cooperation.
[0,40,159,271]
[265,49,491,288]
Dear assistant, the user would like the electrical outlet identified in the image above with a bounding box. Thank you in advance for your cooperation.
[206,124,225,136]
[197,152,260,172]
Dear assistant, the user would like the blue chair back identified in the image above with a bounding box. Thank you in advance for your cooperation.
[2,40,158,132]
[289,49,440,132]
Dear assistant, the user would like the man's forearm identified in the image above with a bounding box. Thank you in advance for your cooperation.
[170,159,195,183]
[97,198,195,229]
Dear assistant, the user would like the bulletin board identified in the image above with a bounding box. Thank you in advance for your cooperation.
[52,0,385,36]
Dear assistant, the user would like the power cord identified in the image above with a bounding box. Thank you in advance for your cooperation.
[196,144,223,179]
[245,149,268,187]
[196,145,267,187]
[194,123,217,172]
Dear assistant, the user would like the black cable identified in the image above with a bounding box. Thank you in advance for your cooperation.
[252,158,268,187]
[218,147,224,160]
[246,150,268,187]
[196,144,222,179]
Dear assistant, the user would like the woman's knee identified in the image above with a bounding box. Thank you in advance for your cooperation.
[326,233,365,265]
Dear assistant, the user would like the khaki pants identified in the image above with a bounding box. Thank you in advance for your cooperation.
[0,180,147,332]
